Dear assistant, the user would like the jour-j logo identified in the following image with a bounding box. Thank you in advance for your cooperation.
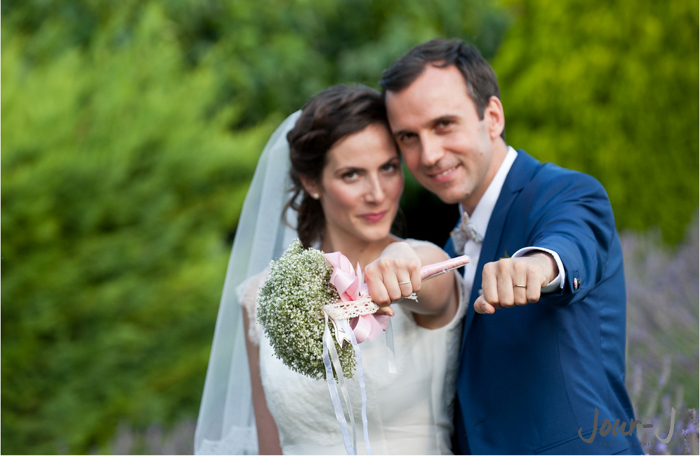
[578,407,675,444]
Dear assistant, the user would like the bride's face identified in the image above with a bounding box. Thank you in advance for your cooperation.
[310,123,403,245]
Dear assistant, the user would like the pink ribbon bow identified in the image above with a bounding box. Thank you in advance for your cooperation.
[323,252,391,344]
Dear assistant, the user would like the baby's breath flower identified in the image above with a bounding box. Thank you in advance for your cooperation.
[257,239,356,379]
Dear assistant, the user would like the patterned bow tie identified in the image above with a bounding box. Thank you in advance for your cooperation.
[450,211,483,254]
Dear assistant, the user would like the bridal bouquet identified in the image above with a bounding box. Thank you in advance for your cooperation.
[257,239,357,379]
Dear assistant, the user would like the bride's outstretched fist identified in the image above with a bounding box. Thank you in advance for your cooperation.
[365,241,460,329]
[364,241,422,312]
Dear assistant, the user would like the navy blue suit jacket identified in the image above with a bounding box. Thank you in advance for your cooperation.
[446,150,640,454]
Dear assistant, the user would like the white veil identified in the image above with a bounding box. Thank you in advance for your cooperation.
[194,111,301,455]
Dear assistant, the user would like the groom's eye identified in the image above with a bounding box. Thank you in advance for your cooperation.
[436,120,452,129]
[398,133,417,144]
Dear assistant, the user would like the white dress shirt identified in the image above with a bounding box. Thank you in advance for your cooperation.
[459,146,565,300]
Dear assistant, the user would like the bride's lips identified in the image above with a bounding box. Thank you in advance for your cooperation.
[359,210,388,223]
[427,164,460,183]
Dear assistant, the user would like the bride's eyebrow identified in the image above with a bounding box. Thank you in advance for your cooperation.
[383,156,401,165]
[333,156,400,175]
[333,165,364,176]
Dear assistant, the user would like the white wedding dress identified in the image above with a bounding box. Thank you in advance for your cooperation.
[241,240,466,455]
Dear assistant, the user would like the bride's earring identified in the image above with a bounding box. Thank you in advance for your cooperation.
[311,193,320,200]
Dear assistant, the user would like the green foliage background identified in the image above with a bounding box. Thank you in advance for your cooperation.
[1,0,697,454]
[493,0,698,244]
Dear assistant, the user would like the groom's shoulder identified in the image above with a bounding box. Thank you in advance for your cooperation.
[517,150,606,194]
[512,150,613,214]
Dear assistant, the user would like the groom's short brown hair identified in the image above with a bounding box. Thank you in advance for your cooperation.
[379,38,501,122]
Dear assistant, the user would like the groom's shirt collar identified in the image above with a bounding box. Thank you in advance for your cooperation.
[459,146,518,235]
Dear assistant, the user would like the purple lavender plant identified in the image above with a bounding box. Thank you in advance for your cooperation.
[622,214,699,454]
[682,409,699,455]
[96,420,196,455]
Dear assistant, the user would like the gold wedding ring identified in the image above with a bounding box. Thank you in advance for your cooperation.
[398,281,412,285]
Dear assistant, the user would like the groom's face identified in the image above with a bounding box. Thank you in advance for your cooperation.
[385,65,502,211]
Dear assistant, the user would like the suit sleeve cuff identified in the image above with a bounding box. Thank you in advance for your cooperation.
[512,247,566,293]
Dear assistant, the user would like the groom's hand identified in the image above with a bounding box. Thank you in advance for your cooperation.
[474,252,558,314]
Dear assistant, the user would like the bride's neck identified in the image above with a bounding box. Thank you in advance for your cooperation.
[320,231,397,271]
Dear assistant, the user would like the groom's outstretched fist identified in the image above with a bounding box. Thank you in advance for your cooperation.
[474,252,558,314]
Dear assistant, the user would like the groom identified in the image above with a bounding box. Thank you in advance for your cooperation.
[379,39,641,454]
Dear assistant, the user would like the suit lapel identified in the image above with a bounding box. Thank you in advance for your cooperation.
[461,150,540,341]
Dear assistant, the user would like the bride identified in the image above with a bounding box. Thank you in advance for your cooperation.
[195,85,466,455]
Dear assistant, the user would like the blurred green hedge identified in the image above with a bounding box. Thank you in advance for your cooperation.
[493,0,698,244]
[2,7,266,453]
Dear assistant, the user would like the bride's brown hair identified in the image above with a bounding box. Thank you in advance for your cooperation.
[286,84,391,248]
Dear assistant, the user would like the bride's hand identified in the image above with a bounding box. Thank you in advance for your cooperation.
[364,242,422,316]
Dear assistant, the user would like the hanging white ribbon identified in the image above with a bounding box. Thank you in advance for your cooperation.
[322,314,374,455]
[385,319,396,374]
[322,314,356,455]
[341,319,372,455]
